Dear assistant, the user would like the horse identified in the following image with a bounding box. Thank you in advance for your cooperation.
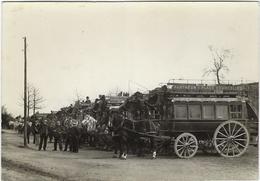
[116,92,160,157]
[110,110,160,160]
[81,114,98,146]
[119,92,150,120]
[109,110,128,159]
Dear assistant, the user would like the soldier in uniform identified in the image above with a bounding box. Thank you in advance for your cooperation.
[31,121,37,144]
[39,119,49,151]
[30,115,37,144]
[53,121,63,151]
[34,120,41,146]
[26,122,32,144]
[63,118,72,152]
[70,119,80,153]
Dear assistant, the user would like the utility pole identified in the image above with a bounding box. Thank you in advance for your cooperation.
[23,37,27,147]
[33,89,36,115]
[27,89,30,117]
[128,80,131,96]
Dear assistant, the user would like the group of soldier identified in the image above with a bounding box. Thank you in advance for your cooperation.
[22,95,109,153]
[24,117,81,153]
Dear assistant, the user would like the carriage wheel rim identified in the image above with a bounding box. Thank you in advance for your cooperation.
[213,120,249,158]
[174,133,198,159]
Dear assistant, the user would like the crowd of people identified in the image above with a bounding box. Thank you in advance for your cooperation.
[24,117,81,153]
[21,95,111,153]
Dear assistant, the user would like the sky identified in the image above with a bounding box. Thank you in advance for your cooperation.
[2,2,259,116]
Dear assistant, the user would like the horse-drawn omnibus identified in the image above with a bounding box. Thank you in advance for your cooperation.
[148,81,258,158]
[116,80,258,159]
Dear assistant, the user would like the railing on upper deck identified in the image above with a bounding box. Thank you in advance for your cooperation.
[167,79,253,85]
[162,79,253,97]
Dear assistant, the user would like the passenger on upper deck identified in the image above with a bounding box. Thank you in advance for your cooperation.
[156,85,171,120]
[85,96,91,104]
[97,95,109,126]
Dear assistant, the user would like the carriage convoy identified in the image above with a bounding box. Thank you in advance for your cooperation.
[29,80,258,159]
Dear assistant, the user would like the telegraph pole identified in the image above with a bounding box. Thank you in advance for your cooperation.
[23,37,28,147]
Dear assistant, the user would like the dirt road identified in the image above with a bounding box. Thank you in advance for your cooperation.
[2,130,258,181]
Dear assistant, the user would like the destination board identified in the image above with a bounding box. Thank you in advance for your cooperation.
[169,83,245,94]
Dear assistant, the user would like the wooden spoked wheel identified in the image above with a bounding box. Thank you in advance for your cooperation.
[174,133,198,159]
[213,120,250,158]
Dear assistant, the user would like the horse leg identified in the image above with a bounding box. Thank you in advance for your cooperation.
[151,138,157,159]
[118,137,123,158]
[120,136,128,160]
[86,133,90,146]
[90,134,93,146]
[137,138,145,157]
[49,133,53,143]
[131,139,137,155]
[33,133,36,144]
[91,134,96,147]
[112,136,119,158]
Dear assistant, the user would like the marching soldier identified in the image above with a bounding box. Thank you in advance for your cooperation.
[53,121,63,151]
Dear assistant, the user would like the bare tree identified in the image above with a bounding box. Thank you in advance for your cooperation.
[19,84,33,116]
[19,84,44,116]
[31,87,45,115]
[203,46,232,84]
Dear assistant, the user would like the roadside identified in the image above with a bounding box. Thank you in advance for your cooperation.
[2,129,258,181]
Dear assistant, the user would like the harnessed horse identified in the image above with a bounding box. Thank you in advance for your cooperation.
[81,114,98,146]
[110,108,160,160]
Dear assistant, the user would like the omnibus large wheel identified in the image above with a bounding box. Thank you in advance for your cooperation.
[213,120,250,158]
[174,133,198,159]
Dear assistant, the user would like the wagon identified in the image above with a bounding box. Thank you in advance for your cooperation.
[151,82,257,159]
[122,81,257,159]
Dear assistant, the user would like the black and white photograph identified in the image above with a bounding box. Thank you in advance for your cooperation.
[1,2,259,181]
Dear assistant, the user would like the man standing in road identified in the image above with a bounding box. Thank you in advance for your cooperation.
[63,117,72,152]
[53,121,63,151]
[34,120,40,146]
[70,119,80,153]
[38,119,49,151]
[26,121,32,144]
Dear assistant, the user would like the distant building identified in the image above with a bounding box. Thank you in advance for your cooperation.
[32,112,50,120]
[106,95,128,109]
